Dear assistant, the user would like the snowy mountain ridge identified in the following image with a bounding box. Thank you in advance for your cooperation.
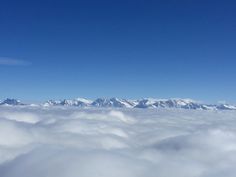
[1,98,236,110]
[0,98,24,106]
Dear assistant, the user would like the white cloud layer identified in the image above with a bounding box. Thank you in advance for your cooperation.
[0,107,236,177]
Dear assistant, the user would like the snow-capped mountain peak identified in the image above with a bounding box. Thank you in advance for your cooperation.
[0,98,24,106]
[1,97,236,111]
[43,98,92,107]
[91,98,134,108]
[75,98,93,104]
[216,104,236,110]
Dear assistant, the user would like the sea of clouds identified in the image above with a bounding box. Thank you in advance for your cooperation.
[0,106,236,177]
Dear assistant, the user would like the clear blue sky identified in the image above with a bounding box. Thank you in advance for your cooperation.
[0,0,236,103]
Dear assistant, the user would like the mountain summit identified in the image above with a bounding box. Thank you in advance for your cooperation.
[41,98,236,111]
[0,98,236,111]
[0,98,24,106]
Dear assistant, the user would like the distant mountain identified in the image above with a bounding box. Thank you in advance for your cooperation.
[91,98,135,108]
[43,98,92,107]
[216,104,236,110]
[135,99,214,110]
[0,98,24,106]
[41,98,236,111]
[1,98,236,111]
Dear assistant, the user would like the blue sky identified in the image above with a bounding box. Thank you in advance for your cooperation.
[0,0,236,103]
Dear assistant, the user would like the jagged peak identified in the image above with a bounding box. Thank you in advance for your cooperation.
[0,98,24,105]
[1,97,235,111]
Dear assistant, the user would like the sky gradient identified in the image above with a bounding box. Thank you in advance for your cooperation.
[0,0,236,103]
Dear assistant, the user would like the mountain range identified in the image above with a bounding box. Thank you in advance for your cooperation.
[0,98,236,110]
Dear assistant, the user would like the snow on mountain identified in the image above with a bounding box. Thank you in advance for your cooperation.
[43,98,92,107]
[134,98,206,109]
[216,104,236,110]
[91,98,134,108]
[43,100,62,106]
[134,98,158,108]
[76,98,93,104]
[1,97,236,111]
[41,97,236,111]
[0,98,24,106]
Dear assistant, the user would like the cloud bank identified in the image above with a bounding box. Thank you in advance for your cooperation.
[0,107,236,177]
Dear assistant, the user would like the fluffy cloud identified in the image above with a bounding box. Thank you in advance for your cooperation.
[0,107,236,177]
